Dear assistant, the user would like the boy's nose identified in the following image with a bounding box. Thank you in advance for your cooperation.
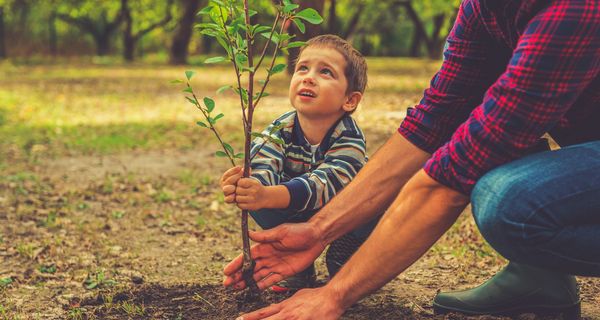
[302,76,316,85]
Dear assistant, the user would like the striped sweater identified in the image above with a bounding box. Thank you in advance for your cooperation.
[250,111,367,213]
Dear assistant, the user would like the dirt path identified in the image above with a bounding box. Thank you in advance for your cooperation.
[1,150,598,319]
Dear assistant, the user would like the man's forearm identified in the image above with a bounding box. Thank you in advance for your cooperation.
[309,132,431,245]
[327,170,469,310]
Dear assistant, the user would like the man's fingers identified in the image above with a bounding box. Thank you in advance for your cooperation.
[249,228,283,243]
[238,303,281,320]
[257,273,283,291]
[224,254,244,276]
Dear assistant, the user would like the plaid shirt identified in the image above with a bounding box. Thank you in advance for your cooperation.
[250,111,367,213]
[399,0,600,194]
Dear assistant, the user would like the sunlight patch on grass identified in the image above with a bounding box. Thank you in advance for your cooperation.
[0,58,437,158]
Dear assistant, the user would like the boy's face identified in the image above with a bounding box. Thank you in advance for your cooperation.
[289,46,358,121]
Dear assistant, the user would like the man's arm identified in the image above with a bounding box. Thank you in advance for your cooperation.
[238,170,468,320]
[224,132,430,290]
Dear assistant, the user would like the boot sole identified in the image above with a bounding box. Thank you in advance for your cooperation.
[433,301,581,320]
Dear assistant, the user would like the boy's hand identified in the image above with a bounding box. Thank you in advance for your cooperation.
[235,178,268,211]
[220,166,243,204]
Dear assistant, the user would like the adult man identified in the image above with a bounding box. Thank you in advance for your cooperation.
[224,0,600,318]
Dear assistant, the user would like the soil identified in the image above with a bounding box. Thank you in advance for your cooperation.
[1,149,599,319]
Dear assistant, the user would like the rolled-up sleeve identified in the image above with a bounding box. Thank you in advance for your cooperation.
[424,1,600,194]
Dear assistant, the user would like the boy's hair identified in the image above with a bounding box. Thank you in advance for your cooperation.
[297,34,368,95]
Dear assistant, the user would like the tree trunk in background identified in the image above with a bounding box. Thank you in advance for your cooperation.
[426,13,446,59]
[170,0,201,65]
[95,33,111,56]
[49,12,57,56]
[56,11,123,56]
[0,7,5,59]
[327,0,337,35]
[396,1,427,57]
[121,0,135,61]
[286,0,324,74]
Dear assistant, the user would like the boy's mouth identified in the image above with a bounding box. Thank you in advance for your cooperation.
[298,89,317,98]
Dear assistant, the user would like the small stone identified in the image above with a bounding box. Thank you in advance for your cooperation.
[132,275,144,284]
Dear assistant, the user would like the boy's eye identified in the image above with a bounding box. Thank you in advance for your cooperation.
[297,65,308,72]
[321,68,333,76]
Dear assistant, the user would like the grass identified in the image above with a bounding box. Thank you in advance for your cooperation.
[0,58,440,160]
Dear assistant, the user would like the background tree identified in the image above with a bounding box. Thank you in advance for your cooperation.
[56,2,123,56]
[169,0,204,65]
[121,0,174,61]
[0,5,5,58]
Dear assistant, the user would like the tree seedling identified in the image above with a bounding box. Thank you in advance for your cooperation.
[175,0,322,294]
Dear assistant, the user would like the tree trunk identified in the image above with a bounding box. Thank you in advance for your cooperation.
[286,0,324,74]
[327,0,337,35]
[170,0,201,65]
[0,7,5,59]
[396,0,427,57]
[426,13,446,59]
[56,11,123,57]
[49,12,57,56]
[96,34,111,56]
[121,0,135,61]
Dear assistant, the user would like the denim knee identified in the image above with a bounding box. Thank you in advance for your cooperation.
[471,166,538,260]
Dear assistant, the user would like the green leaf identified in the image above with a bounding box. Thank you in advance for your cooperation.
[183,87,193,94]
[235,53,248,67]
[185,70,195,81]
[217,85,232,94]
[251,132,264,138]
[86,281,98,290]
[196,121,208,128]
[285,41,306,49]
[270,137,285,145]
[253,25,272,34]
[186,97,198,105]
[292,18,306,34]
[223,142,234,154]
[258,79,266,85]
[213,113,224,122]
[269,64,286,75]
[215,151,228,157]
[197,6,214,16]
[216,36,231,55]
[204,97,215,113]
[0,277,13,287]
[204,56,227,64]
[170,79,183,84]
[261,32,280,44]
[283,3,300,14]
[295,8,323,24]
[234,153,244,159]
[248,9,258,17]
[254,92,270,99]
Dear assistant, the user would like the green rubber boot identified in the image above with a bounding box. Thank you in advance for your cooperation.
[433,263,581,319]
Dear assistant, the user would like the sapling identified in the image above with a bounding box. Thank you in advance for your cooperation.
[174,0,322,293]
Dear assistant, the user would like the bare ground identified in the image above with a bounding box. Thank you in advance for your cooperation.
[1,149,599,319]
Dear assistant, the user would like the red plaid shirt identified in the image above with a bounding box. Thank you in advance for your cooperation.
[399,0,600,194]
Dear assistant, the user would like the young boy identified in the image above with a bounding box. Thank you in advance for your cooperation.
[220,34,378,292]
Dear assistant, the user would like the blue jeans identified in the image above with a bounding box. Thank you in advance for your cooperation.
[472,140,600,276]
[251,208,380,240]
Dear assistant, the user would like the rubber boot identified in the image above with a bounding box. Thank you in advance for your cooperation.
[433,262,581,319]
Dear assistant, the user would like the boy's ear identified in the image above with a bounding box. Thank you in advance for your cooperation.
[343,92,362,113]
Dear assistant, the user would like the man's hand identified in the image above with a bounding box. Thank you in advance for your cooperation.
[220,166,243,204]
[235,177,268,211]
[235,287,344,320]
[223,222,326,291]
